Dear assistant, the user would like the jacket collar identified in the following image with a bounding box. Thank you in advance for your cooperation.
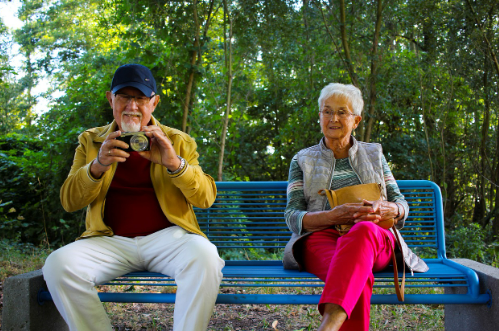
[319,135,359,159]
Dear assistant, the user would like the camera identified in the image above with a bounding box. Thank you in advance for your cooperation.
[116,132,151,152]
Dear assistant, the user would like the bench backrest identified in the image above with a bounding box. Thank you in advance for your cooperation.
[195,180,445,260]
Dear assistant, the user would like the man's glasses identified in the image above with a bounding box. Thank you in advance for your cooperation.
[114,93,155,106]
[320,109,355,119]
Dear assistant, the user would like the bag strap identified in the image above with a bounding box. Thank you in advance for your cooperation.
[390,225,405,301]
[318,189,339,207]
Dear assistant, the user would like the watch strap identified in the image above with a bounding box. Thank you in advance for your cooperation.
[167,155,186,175]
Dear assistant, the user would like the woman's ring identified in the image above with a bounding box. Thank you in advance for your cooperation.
[108,150,111,156]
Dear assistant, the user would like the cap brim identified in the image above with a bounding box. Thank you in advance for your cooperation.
[112,82,154,97]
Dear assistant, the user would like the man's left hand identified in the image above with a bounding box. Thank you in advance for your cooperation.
[139,125,181,172]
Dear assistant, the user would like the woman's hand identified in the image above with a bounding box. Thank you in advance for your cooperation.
[331,203,382,225]
[302,203,381,232]
[353,199,399,224]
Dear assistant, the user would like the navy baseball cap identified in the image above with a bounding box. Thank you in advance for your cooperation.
[110,64,157,97]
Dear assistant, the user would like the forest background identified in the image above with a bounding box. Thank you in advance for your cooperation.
[0,0,498,266]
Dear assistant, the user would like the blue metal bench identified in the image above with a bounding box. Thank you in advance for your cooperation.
[38,180,491,306]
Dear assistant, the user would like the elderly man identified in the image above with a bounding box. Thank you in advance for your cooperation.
[43,64,224,331]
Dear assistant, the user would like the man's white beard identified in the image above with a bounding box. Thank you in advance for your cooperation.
[121,112,142,132]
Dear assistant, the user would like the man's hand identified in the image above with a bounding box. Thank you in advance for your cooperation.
[139,125,181,172]
[90,131,130,178]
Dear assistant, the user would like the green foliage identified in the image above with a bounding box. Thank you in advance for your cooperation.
[446,223,499,267]
[220,248,283,261]
[0,133,46,242]
[0,0,497,252]
[0,131,84,247]
[0,20,27,134]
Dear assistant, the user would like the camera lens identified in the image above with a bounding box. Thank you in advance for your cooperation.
[130,134,149,151]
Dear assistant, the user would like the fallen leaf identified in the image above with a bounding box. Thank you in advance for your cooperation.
[272,320,278,330]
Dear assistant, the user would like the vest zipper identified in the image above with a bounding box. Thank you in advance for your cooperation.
[323,158,336,210]
[347,157,363,184]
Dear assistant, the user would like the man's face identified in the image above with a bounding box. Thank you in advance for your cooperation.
[106,87,159,132]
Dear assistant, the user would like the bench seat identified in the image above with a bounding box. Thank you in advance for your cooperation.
[37,180,492,307]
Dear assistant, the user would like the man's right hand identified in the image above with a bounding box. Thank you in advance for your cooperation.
[90,131,130,179]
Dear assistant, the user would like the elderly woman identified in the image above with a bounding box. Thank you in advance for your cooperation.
[283,83,428,331]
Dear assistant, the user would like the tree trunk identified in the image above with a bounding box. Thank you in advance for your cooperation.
[363,0,383,143]
[494,116,499,234]
[419,74,435,182]
[182,0,215,133]
[339,0,359,88]
[439,70,452,215]
[218,0,233,182]
[25,50,34,130]
[477,64,491,225]
[465,0,499,77]
[182,54,198,132]
[182,0,200,132]
[302,0,314,90]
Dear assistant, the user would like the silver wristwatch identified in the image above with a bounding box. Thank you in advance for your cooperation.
[167,155,186,175]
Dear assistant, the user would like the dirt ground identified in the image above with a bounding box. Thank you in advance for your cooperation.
[106,302,320,331]
[0,280,444,331]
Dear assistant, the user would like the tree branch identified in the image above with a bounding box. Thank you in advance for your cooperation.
[465,0,499,77]
[313,0,358,87]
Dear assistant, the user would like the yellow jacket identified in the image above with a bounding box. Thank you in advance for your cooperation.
[60,116,216,240]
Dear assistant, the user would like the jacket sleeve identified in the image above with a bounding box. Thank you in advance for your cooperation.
[382,155,409,229]
[60,133,105,212]
[284,156,308,235]
[169,133,217,209]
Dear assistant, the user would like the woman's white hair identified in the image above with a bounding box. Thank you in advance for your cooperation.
[318,83,364,116]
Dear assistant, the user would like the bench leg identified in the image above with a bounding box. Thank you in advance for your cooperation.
[3,269,69,331]
[444,259,498,331]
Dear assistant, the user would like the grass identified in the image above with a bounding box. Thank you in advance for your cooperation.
[0,242,445,331]
[0,239,50,281]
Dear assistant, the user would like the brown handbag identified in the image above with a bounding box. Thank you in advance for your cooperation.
[318,183,394,235]
[318,183,405,301]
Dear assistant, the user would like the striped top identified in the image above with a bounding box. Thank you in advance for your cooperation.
[285,155,405,235]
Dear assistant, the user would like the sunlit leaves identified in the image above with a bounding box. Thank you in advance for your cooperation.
[0,0,498,245]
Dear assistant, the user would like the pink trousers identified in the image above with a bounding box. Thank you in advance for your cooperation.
[302,222,395,331]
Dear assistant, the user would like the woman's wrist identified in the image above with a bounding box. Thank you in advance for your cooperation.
[394,202,403,219]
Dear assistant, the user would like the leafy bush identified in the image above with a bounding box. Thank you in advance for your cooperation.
[220,248,283,261]
[0,133,47,243]
[446,223,499,267]
[0,133,83,247]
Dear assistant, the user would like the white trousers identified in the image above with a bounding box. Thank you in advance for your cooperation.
[42,226,224,331]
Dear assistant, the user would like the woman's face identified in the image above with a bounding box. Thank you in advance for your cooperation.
[319,94,362,146]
